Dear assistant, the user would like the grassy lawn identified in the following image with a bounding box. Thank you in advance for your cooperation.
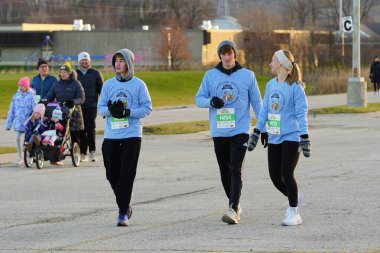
[309,103,380,114]
[0,71,269,118]
[0,147,17,154]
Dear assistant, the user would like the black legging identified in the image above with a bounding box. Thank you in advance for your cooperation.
[213,134,249,211]
[373,82,380,93]
[268,141,300,207]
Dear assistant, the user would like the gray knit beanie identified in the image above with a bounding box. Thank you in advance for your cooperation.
[217,40,237,59]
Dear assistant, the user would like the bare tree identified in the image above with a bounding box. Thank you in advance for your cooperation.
[238,7,281,73]
[155,21,190,70]
[167,0,216,29]
[324,0,380,26]
[283,0,327,29]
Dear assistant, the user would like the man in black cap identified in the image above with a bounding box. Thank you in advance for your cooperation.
[30,58,58,103]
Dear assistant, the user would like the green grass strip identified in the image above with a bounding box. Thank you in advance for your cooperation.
[0,147,17,155]
[309,103,380,114]
[143,120,210,135]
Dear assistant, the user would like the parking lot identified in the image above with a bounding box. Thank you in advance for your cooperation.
[0,108,379,252]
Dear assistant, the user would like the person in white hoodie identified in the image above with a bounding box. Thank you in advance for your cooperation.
[98,49,152,226]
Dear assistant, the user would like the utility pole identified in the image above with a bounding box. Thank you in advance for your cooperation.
[347,0,367,107]
[167,30,172,70]
[339,0,344,61]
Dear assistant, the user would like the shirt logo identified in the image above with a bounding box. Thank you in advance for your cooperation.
[216,81,239,105]
[269,91,285,113]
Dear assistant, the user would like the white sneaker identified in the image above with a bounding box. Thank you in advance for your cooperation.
[89,151,97,162]
[222,205,239,224]
[80,154,88,162]
[282,207,302,226]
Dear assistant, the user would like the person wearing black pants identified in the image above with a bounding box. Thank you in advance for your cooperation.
[213,134,249,211]
[77,52,104,162]
[45,62,85,166]
[97,48,152,226]
[370,56,380,94]
[248,49,311,226]
[195,40,264,224]
[102,138,141,215]
[268,141,300,207]
[80,107,97,159]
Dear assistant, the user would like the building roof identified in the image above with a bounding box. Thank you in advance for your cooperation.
[211,16,242,30]
[0,23,73,32]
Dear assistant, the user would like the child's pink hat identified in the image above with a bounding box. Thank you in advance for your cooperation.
[33,104,46,119]
[18,77,30,90]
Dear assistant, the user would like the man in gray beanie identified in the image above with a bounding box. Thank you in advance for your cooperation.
[195,40,266,224]
[217,40,237,59]
[76,52,104,162]
[97,48,152,226]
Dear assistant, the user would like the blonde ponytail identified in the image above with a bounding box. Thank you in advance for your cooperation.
[283,50,304,86]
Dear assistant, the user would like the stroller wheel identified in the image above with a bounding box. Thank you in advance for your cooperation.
[71,142,80,167]
[35,149,44,169]
[24,148,34,168]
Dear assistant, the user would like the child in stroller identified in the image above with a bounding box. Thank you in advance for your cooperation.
[24,102,81,168]
[25,104,46,152]
[42,106,66,147]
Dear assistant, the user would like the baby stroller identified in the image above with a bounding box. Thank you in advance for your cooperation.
[24,102,81,169]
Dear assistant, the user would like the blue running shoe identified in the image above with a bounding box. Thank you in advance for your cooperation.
[117,214,129,226]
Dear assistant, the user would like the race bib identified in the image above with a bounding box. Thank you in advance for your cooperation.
[216,108,235,128]
[110,117,129,129]
[267,113,281,134]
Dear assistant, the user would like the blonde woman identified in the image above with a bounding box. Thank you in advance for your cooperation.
[247,49,311,226]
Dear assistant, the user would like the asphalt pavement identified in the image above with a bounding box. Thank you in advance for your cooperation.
[0,92,379,252]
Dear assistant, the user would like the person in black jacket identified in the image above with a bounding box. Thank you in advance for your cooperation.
[45,62,85,165]
[76,52,104,162]
[369,56,380,94]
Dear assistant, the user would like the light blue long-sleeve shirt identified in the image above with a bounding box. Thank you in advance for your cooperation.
[255,78,309,144]
[195,67,263,137]
[97,76,152,139]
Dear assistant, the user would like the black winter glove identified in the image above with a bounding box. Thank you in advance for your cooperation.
[210,97,224,109]
[300,134,311,157]
[64,100,75,109]
[261,132,268,148]
[107,100,113,111]
[247,128,260,152]
[111,107,130,119]
[108,100,130,119]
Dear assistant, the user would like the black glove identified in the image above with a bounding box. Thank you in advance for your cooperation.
[210,97,224,109]
[111,107,130,118]
[64,100,75,109]
[247,128,260,152]
[108,100,130,119]
[261,132,268,148]
[300,134,311,157]
[107,100,113,111]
